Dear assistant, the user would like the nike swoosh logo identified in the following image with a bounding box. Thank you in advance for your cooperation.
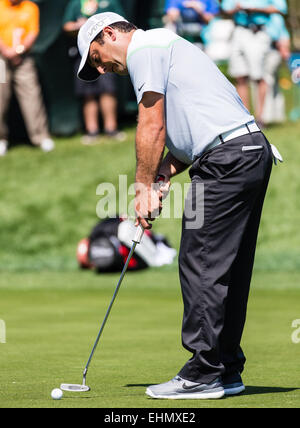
[182,383,203,391]
[138,83,145,92]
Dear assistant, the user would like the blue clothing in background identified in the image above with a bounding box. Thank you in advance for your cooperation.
[265,13,290,41]
[221,0,287,27]
[165,0,220,24]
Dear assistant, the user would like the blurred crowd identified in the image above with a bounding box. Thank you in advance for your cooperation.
[0,0,298,156]
[0,0,55,155]
[164,0,291,129]
[63,0,126,145]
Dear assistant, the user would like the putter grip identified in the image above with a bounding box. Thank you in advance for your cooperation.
[133,225,144,244]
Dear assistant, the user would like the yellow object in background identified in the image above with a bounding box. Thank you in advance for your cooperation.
[279,77,293,91]
[0,0,39,48]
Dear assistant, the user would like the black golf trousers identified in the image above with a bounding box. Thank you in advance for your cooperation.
[178,131,273,384]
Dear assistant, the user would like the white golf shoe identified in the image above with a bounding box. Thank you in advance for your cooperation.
[146,375,224,400]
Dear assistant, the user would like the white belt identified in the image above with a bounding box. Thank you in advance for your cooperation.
[205,121,261,154]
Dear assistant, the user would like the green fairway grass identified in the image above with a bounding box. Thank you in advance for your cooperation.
[0,270,299,408]
[0,120,299,408]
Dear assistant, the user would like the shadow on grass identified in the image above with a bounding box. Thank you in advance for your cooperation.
[126,384,153,388]
[240,386,299,396]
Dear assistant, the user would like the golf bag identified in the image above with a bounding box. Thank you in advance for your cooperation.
[76,217,176,273]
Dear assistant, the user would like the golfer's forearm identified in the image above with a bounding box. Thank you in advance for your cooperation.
[158,151,189,179]
[135,122,166,187]
[136,92,166,187]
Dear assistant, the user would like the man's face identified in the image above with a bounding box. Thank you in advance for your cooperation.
[88,28,128,76]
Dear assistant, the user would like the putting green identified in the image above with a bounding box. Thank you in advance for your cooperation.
[0,269,299,408]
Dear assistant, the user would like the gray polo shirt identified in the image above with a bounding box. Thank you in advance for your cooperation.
[127,28,254,165]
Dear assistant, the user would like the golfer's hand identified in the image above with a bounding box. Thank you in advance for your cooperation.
[134,185,162,230]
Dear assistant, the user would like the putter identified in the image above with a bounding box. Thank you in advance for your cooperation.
[60,224,144,392]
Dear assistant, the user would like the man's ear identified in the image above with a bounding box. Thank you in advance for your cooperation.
[103,26,117,42]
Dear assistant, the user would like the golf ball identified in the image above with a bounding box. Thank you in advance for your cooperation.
[51,388,63,400]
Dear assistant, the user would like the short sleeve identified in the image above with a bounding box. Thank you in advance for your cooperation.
[272,0,288,15]
[27,2,40,35]
[207,0,220,14]
[62,0,80,24]
[127,47,167,104]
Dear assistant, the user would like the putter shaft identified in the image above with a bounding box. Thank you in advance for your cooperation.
[82,239,139,384]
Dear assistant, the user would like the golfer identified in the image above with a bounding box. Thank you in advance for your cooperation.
[76,12,281,399]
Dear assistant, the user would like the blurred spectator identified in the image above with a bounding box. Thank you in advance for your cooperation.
[288,53,300,121]
[221,0,288,128]
[63,0,126,144]
[164,0,220,48]
[0,0,55,156]
[261,12,291,124]
[203,17,235,62]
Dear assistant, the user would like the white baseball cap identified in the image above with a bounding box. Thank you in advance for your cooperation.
[77,12,128,82]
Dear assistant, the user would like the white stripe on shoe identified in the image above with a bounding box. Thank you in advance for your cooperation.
[146,387,225,400]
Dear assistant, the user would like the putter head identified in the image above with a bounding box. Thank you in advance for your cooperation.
[60,383,90,392]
